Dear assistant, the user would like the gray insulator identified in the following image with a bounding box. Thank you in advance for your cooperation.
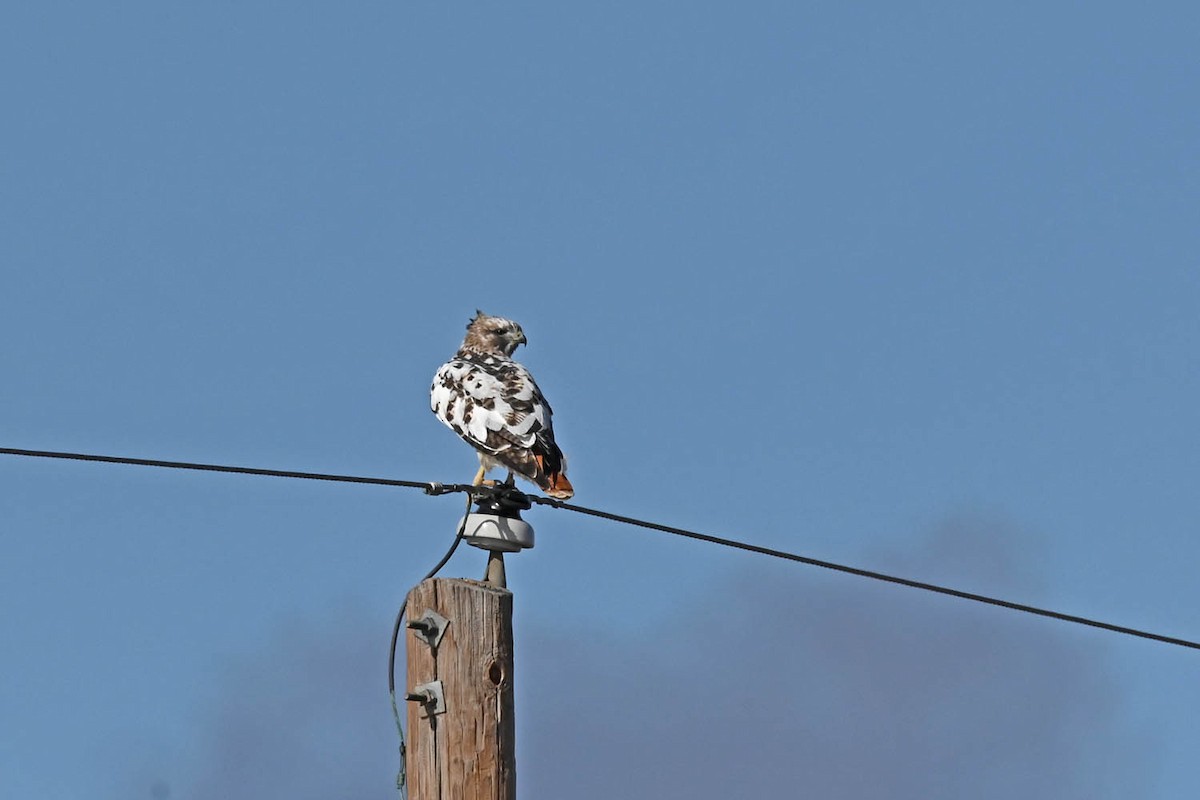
[461,513,535,552]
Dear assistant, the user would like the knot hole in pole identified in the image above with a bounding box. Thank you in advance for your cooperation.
[487,659,506,687]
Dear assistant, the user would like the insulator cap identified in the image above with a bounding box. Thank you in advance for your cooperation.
[461,485,535,552]
[461,513,535,552]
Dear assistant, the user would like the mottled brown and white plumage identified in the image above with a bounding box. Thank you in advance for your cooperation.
[430,311,574,499]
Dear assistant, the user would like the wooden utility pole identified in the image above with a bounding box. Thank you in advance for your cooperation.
[405,576,516,800]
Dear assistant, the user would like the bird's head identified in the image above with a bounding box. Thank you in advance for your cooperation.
[463,310,527,356]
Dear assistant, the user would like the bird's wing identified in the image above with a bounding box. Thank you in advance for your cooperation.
[431,356,552,456]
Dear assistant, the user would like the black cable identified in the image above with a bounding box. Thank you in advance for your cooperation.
[4,445,1197,652]
[388,599,410,799]
[388,490,474,697]
[420,491,474,582]
[530,496,1200,651]
[0,446,444,492]
[388,490,471,700]
[388,490,474,799]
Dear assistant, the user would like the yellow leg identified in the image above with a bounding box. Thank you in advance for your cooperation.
[472,465,487,486]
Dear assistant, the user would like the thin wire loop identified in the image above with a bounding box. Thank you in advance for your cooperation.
[389,491,475,799]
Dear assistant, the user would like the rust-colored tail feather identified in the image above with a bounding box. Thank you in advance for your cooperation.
[534,454,574,500]
[544,471,574,500]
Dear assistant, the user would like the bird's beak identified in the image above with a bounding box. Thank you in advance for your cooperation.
[516,332,527,346]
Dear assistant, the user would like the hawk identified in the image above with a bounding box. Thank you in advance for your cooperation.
[430,311,574,499]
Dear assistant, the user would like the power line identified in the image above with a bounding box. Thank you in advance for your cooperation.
[0,446,457,493]
[3,445,1198,652]
[530,496,1200,650]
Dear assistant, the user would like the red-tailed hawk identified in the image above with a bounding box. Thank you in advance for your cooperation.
[430,311,574,499]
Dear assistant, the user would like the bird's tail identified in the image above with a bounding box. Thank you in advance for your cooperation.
[542,471,574,500]
[534,454,574,500]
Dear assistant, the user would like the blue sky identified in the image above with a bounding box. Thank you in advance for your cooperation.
[2,2,1198,797]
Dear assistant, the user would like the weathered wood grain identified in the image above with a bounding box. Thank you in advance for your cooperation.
[406,578,515,800]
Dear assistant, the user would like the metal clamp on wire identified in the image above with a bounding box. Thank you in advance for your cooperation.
[461,484,535,552]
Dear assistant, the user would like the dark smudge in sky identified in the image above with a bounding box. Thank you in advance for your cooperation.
[114,517,1151,799]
